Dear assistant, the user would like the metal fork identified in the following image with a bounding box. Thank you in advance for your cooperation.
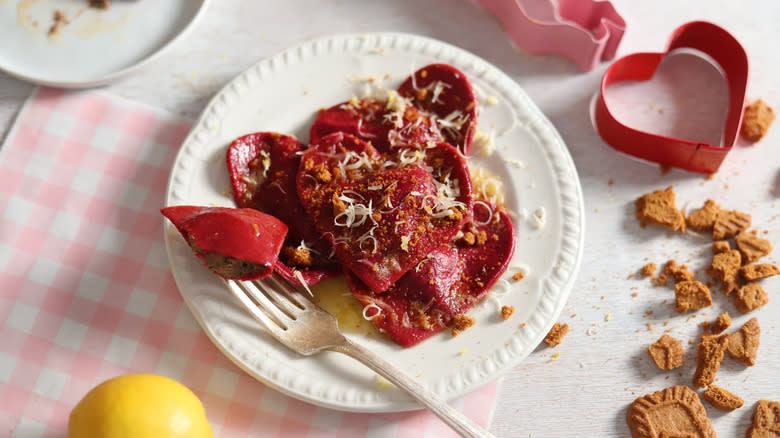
[223,274,496,438]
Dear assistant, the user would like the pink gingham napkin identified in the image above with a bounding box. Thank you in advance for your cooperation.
[0,87,501,437]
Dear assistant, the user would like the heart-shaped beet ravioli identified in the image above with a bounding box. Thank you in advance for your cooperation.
[297,132,472,293]
[226,132,340,285]
[398,63,479,155]
[310,98,442,154]
[161,206,288,281]
[346,206,516,347]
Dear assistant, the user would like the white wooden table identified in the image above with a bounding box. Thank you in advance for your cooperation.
[1,1,778,436]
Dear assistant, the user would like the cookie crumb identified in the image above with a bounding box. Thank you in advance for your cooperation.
[543,322,569,347]
[664,260,695,283]
[712,240,730,255]
[709,312,731,334]
[451,314,475,337]
[635,186,685,232]
[702,385,744,411]
[500,305,514,320]
[311,164,332,183]
[640,262,657,278]
[461,230,486,246]
[740,99,775,142]
[331,192,346,215]
[648,334,684,370]
[281,246,312,268]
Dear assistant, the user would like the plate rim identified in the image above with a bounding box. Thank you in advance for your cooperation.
[0,0,211,89]
[163,31,585,412]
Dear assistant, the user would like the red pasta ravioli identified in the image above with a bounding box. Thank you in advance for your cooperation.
[226,132,340,285]
[296,132,472,293]
[161,206,288,281]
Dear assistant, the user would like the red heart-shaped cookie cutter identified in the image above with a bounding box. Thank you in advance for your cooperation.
[595,21,748,174]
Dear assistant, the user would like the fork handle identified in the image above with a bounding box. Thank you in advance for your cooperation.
[334,339,497,438]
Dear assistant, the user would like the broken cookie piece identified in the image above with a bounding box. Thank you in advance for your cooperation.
[500,305,514,320]
[736,231,772,264]
[702,385,744,411]
[734,282,769,313]
[674,280,712,313]
[648,334,684,370]
[740,99,776,143]
[640,262,657,278]
[280,246,313,268]
[664,260,695,283]
[726,317,760,366]
[685,199,720,232]
[707,250,742,284]
[627,386,715,438]
[709,312,731,334]
[746,399,780,437]
[635,186,685,232]
[712,209,751,240]
[543,322,569,347]
[712,240,731,255]
[450,314,475,337]
[693,333,729,388]
[740,263,780,281]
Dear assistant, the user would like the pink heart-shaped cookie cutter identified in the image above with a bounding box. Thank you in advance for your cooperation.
[594,21,749,174]
[476,0,626,71]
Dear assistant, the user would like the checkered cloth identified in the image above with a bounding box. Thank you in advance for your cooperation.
[0,87,500,437]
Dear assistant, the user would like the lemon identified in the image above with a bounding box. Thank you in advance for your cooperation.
[68,374,213,438]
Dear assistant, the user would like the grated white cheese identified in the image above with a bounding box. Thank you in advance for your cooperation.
[436,110,470,143]
[429,80,452,104]
[473,200,495,226]
[473,128,495,157]
[470,166,505,205]
[296,240,321,255]
[532,206,546,229]
[334,198,376,228]
[356,118,377,138]
[362,304,382,321]
[293,270,314,297]
[505,158,526,169]
[421,172,466,219]
[258,150,271,178]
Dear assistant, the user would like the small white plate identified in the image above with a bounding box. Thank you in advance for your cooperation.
[0,0,209,88]
[164,33,585,412]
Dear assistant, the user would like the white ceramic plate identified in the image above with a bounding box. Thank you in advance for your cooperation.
[0,0,209,88]
[164,33,585,412]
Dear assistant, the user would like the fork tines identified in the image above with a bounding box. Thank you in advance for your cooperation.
[224,275,309,332]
